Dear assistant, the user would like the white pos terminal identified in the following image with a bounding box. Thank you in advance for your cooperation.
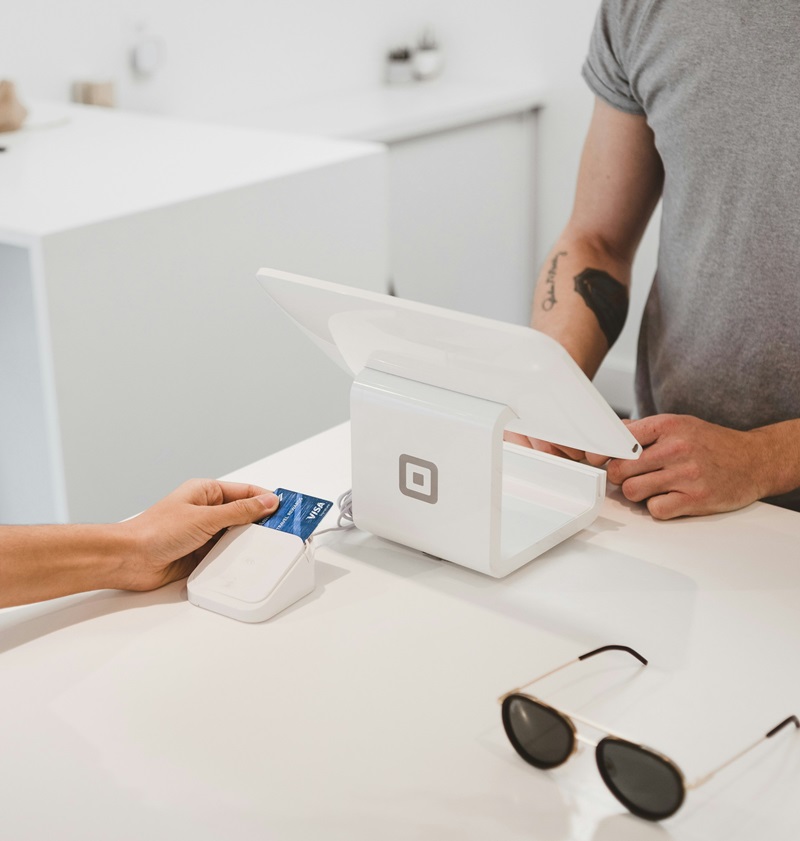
[257,268,640,578]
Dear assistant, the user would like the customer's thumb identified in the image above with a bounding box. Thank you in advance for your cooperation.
[214,492,280,529]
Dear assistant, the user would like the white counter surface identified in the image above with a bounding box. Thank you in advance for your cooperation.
[0,102,381,240]
[251,79,545,142]
[1,423,798,840]
[0,102,387,524]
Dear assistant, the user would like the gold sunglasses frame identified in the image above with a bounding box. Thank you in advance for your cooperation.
[498,645,799,819]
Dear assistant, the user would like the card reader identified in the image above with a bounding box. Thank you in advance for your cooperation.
[187,524,315,623]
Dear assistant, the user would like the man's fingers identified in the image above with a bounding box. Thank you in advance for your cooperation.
[504,431,534,449]
[605,455,648,485]
[586,419,652,472]
[624,416,668,447]
[646,492,690,520]
[504,433,584,460]
[620,469,672,503]
[555,444,586,461]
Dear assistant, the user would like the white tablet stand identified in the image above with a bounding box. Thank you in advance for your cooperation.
[258,269,640,578]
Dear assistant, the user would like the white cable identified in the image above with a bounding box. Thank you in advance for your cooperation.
[307,488,355,541]
[335,488,354,529]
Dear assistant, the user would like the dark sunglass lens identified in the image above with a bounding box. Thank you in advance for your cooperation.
[597,738,685,821]
[502,696,574,769]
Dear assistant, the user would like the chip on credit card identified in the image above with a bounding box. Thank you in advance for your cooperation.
[257,488,333,542]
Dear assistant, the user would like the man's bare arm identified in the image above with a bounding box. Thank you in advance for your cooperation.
[532,98,663,377]
[521,100,800,519]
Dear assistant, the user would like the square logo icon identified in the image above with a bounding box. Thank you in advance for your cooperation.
[399,454,438,504]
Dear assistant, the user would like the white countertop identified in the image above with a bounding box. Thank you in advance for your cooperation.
[0,82,541,240]
[0,102,382,240]
[1,423,799,840]
[249,79,545,142]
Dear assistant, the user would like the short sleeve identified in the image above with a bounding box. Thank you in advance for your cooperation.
[581,0,645,115]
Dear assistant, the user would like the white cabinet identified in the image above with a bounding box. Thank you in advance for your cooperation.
[387,110,537,323]
[256,81,543,324]
[0,104,388,524]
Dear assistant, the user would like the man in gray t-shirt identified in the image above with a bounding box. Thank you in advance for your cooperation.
[510,0,800,517]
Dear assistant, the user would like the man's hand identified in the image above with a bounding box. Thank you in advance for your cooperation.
[504,431,586,461]
[117,479,279,591]
[586,415,767,519]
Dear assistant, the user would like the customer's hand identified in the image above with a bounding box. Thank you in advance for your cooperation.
[586,414,764,519]
[117,479,279,591]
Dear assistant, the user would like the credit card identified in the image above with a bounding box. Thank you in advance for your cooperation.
[257,488,333,542]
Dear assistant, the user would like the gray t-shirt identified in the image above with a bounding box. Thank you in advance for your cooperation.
[583,0,800,509]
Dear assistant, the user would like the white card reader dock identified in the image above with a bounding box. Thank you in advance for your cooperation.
[187,524,314,622]
[256,268,641,578]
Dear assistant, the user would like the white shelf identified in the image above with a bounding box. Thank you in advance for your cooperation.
[250,79,545,142]
[0,102,381,239]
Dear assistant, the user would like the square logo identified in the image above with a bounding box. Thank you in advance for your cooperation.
[399,454,438,504]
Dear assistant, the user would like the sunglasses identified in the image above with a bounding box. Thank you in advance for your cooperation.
[499,645,798,821]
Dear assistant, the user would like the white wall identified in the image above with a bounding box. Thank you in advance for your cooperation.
[1,0,658,411]
[3,2,592,114]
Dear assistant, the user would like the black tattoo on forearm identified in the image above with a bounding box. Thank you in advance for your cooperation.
[541,251,567,311]
[573,268,629,347]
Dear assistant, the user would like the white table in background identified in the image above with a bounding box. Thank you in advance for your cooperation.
[0,103,387,524]
[0,423,798,841]
[253,80,544,326]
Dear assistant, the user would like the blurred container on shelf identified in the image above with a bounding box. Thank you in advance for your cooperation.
[71,80,115,107]
[0,81,28,132]
[412,29,444,81]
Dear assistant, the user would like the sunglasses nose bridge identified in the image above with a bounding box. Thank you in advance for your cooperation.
[575,732,599,749]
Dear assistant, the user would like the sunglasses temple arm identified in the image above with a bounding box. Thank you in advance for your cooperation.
[498,646,648,703]
[687,715,800,791]
[497,658,581,701]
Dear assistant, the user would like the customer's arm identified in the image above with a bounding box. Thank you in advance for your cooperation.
[0,479,278,608]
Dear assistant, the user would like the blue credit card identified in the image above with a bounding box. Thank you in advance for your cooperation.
[257,488,333,542]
